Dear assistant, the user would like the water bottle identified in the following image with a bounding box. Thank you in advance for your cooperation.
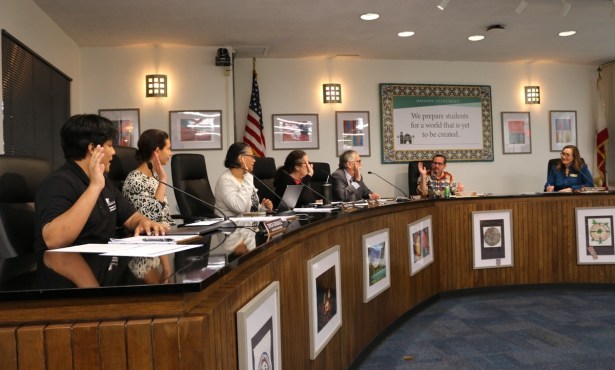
[322,183,332,204]
[444,185,451,198]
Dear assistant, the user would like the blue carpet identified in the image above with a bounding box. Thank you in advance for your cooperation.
[355,288,615,370]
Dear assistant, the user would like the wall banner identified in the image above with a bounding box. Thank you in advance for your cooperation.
[379,83,494,163]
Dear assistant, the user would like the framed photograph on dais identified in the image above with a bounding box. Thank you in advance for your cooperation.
[501,112,531,154]
[99,108,140,147]
[549,110,577,152]
[307,245,341,359]
[336,111,371,157]
[237,281,282,370]
[272,113,319,149]
[575,207,615,265]
[169,110,223,150]
[408,216,434,276]
[472,210,513,269]
[362,228,390,303]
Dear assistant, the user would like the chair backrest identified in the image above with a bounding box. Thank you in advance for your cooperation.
[0,156,52,284]
[310,162,331,196]
[108,146,139,191]
[253,157,278,207]
[171,154,217,219]
[408,161,432,196]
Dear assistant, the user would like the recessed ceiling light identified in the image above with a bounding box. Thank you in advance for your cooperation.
[398,31,415,38]
[437,0,450,11]
[558,30,576,37]
[468,35,485,41]
[360,13,380,21]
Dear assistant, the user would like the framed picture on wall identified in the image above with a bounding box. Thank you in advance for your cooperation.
[272,114,319,149]
[549,110,577,152]
[169,110,223,150]
[99,108,140,148]
[236,281,282,370]
[575,207,615,265]
[501,112,531,154]
[335,111,371,157]
[408,216,434,276]
[307,245,341,359]
[362,228,390,303]
[472,210,513,269]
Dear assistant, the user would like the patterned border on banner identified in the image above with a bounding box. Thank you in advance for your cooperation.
[379,83,494,163]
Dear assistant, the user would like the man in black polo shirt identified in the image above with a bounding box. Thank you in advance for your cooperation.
[35,114,169,288]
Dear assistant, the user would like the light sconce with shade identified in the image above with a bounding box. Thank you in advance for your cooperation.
[524,86,540,104]
[145,74,167,97]
[323,83,342,103]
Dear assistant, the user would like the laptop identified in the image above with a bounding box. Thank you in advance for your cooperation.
[274,184,304,215]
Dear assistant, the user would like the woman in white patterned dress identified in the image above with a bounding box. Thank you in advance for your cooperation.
[122,129,174,283]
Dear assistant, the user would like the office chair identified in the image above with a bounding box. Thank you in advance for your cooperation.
[408,161,432,196]
[252,157,278,208]
[171,154,217,221]
[108,146,139,191]
[310,162,331,196]
[0,156,52,287]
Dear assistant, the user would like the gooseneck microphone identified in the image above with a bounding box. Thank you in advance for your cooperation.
[281,170,329,203]
[367,171,410,201]
[251,172,291,212]
[146,162,234,226]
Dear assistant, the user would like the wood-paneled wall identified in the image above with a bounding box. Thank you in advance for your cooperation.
[1,195,614,369]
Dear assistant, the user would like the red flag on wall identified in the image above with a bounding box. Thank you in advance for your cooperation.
[243,59,266,157]
[596,70,609,188]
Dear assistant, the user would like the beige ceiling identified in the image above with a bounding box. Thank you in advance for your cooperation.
[34,0,615,66]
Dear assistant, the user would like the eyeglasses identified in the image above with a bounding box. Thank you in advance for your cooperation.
[560,152,573,158]
[432,161,445,166]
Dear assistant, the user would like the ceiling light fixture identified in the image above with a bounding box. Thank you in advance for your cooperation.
[561,0,572,16]
[515,0,528,15]
[360,13,380,21]
[468,35,485,41]
[397,31,415,37]
[558,30,576,37]
[437,0,450,11]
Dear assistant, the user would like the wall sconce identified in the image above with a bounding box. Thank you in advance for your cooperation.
[323,83,342,103]
[524,86,540,104]
[146,74,167,97]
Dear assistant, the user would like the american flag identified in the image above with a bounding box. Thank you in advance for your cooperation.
[596,70,609,188]
[243,62,266,157]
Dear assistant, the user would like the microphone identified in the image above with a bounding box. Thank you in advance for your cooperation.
[367,171,410,201]
[251,172,292,212]
[281,170,329,203]
[317,169,331,184]
[146,162,234,226]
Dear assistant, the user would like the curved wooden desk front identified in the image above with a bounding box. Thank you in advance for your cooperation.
[2,194,615,369]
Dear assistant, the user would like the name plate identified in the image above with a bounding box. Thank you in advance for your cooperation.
[367,199,380,208]
[263,218,286,237]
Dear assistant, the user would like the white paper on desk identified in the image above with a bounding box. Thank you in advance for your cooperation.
[230,216,294,222]
[100,244,203,257]
[184,218,225,226]
[293,207,335,213]
[109,235,197,244]
[46,243,130,254]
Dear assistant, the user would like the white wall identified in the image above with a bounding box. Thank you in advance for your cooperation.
[233,58,597,197]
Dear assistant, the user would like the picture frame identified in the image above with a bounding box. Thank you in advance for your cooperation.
[362,229,390,303]
[575,207,615,264]
[272,114,319,150]
[237,281,282,370]
[549,110,577,152]
[471,210,513,269]
[379,83,494,163]
[408,216,434,276]
[501,111,531,154]
[307,245,342,360]
[169,110,223,150]
[98,108,140,147]
[335,111,371,157]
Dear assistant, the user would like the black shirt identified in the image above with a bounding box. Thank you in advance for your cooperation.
[35,161,136,288]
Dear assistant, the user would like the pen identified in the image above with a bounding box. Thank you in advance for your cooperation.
[142,237,175,242]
